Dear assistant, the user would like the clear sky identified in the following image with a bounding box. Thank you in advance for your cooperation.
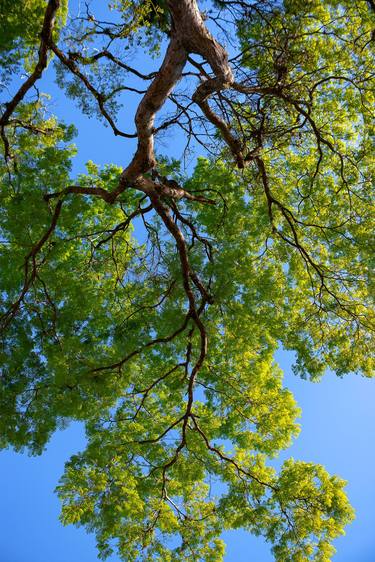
[1,2,374,561]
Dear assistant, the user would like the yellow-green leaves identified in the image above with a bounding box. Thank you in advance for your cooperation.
[1,0,374,560]
[270,460,355,561]
[0,0,68,79]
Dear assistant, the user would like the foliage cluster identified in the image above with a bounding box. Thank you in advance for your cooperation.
[0,1,374,560]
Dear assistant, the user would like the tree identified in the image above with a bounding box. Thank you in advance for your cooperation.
[0,0,374,559]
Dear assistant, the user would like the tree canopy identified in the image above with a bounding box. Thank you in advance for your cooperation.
[0,0,374,560]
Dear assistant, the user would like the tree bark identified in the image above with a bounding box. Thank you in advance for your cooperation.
[113,0,239,199]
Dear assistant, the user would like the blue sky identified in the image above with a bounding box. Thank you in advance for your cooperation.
[1,2,375,560]
[1,355,375,561]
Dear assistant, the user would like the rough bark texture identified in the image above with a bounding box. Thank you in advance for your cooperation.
[114,0,238,198]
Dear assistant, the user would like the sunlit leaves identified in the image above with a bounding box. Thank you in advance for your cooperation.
[1,0,374,560]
